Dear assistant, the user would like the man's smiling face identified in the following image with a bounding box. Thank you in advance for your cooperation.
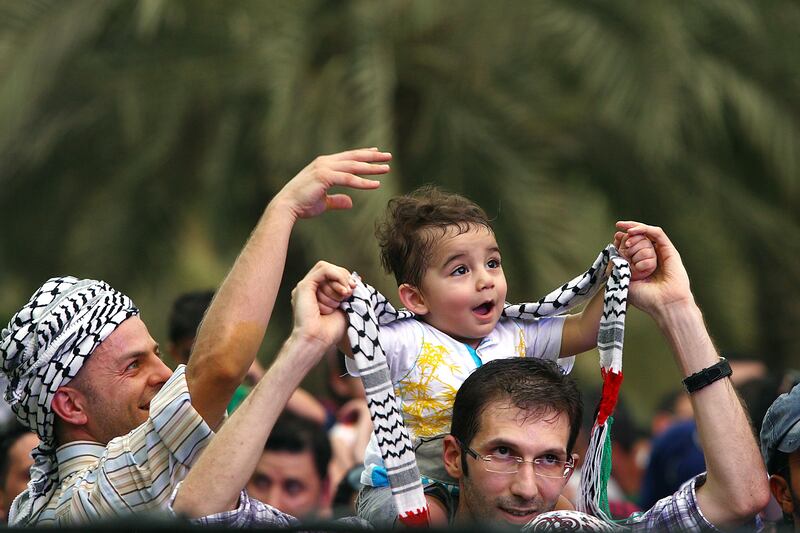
[445,400,574,527]
[68,316,173,444]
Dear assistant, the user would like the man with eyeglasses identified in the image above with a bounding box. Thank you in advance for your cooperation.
[440,357,581,526]
[438,223,770,529]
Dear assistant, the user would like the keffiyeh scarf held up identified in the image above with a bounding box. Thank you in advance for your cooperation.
[342,245,630,527]
[0,277,138,524]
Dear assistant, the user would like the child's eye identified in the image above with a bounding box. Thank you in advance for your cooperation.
[451,265,468,276]
[487,258,501,269]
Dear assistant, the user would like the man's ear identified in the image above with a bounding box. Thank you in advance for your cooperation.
[398,284,428,315]
[51,387,89,427]
[564,453,579,484]
[769,474,795,516]
[443,435,464,480]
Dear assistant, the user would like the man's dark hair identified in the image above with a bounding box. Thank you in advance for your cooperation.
[265,412,332,481]
[770,450,791,479]
[736,376,781,438]
[376,185,493,287]
[167,291,214,344]
[451,358,583,466]
[0,422,32,485]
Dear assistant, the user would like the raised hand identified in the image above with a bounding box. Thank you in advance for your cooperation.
[291,261,351,350]
[275,148,391,220]
[614,221,693,316]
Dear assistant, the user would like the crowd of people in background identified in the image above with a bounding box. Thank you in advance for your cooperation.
[0,148,798,530]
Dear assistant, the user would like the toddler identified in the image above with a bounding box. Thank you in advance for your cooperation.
[321,186,655,526]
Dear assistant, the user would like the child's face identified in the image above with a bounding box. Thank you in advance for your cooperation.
[415,225,507,347]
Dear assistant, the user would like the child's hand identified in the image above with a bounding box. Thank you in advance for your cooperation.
[614,228,657,281]
[315,266,356,314]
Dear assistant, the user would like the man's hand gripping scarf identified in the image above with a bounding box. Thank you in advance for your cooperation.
[0,277,138,525]
[341,245,630,527]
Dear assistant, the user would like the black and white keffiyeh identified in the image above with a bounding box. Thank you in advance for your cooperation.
[0,276,138,523]
[342,245,630,527]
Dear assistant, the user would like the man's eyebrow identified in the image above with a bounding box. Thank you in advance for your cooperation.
[122,342,160,361]
[482,437,519,449]
[481,438,566,456]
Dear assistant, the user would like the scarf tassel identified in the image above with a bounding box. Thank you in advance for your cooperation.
[399,508,430,527]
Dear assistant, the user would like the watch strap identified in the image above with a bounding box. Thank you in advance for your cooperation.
[682,357,732,393]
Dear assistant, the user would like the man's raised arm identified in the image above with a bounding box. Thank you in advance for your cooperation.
[618,221,769,528]
[186,149,391,428]
[173,261,352,520]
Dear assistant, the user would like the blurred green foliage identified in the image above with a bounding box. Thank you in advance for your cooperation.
[1,0,798,423]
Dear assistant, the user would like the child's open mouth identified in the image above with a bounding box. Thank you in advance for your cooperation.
[472,301,495,317]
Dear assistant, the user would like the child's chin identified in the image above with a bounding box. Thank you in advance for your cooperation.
[470,319,499,336]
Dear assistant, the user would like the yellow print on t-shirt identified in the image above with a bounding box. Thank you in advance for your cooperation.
[396,342,459,438]
[516,329,526,357]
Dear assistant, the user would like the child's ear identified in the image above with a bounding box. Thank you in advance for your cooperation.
[398,284,428,315]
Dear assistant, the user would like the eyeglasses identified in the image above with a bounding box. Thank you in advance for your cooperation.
[458,439,575,478]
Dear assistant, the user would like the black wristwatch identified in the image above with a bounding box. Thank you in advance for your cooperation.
[682,357,732,393]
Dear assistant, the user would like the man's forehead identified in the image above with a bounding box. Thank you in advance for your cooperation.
[92,316,155,358]
[259,449,320,479]
[476,400,570,444]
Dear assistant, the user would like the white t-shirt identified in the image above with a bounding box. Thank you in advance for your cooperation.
[346,315,569,487]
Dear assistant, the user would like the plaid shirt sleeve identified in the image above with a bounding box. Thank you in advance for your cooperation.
[168,486,299,528]
[624,474,719,532]
[175,488,373,529]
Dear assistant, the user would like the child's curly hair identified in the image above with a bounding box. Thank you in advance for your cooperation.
[376,185,493,287]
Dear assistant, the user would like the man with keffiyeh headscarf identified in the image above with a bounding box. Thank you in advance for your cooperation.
[0,147,392,526]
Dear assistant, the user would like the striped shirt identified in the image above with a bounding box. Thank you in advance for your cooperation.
[11,365,212,525]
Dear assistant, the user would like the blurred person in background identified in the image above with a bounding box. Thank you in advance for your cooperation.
[725,351,768,388]
[324,348,373,493]
[332,465,366,518]
[167,290,328,423]
[640,387,700,509]
[639,417,705,510]
[0,422,38,523]
[246,411,334,520]
[650,388,694,437]
[760,382,800,531]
